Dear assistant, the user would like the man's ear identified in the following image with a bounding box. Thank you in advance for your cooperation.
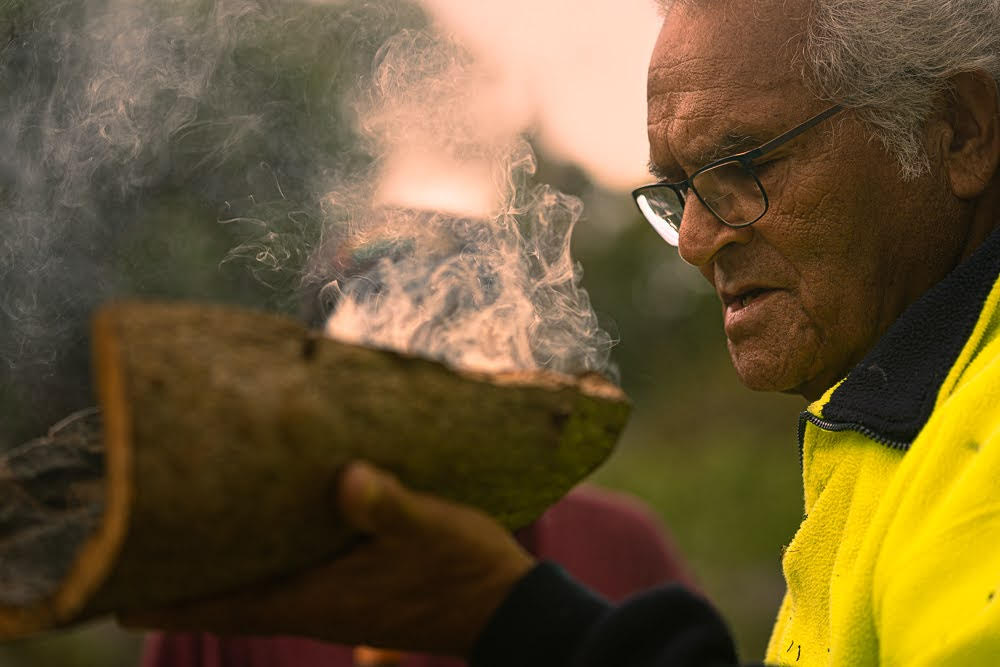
[940,71,1000,200]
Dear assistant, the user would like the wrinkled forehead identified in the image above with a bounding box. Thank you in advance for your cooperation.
[647,1,812,164]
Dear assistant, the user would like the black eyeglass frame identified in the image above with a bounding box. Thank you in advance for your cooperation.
[633,104,845,232]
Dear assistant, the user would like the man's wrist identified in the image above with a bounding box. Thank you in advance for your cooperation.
[449,548,536,656]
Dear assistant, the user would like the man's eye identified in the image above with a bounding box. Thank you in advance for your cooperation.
[752,158,783,179]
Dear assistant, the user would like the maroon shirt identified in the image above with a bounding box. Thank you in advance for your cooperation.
[142,485,694,667]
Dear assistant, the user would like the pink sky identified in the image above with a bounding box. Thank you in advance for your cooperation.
[419,0,662,191]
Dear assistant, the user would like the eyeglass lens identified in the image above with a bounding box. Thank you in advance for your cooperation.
[635,188,682,246]
[692,161,766,226]
[635,162,767,246]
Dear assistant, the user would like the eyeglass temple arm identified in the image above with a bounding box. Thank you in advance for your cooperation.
[741,105,845,162]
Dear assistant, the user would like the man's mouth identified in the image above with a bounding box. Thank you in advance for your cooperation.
[723,287,773,312]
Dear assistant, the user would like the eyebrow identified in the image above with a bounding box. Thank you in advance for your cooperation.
[697,132,764,163]
[646,159,675,182]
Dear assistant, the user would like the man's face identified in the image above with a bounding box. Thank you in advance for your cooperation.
[647,0,971,400]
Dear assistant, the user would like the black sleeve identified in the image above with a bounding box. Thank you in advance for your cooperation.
[470,562,763,667]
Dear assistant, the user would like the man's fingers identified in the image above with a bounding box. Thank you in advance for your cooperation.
[118,463,532,651]
[118,610,186,632]
[118,570,312,635]
[338,461,436,537]
[338,460,386,534]
[338,461,473,540]
[119,603,233,634]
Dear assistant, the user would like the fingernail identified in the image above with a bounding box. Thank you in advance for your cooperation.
[356,463,380,506]
[343,461,381,509]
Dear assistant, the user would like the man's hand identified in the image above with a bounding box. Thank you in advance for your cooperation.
[119,461,536,656]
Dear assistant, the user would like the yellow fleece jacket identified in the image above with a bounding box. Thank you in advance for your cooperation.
[765,231,1000,666]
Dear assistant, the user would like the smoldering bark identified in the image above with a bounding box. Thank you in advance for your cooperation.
[0,302,629,640]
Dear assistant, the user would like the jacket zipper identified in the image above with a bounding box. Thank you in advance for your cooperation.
[798,411,911,464]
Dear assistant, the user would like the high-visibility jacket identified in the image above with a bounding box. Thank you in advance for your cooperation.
[766,225,1000,665]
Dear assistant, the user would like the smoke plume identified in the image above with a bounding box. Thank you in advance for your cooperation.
[0,0,615,449]
[316,30,615,376]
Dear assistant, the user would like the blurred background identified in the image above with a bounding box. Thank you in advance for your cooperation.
[0,0,805,663]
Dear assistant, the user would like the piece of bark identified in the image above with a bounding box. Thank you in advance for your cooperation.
[0,409,104,607]
[0,301,629,639]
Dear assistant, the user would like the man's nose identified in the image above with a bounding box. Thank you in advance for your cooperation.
[676,196,754,266]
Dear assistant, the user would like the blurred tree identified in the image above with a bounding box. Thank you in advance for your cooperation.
[0,0,428,447]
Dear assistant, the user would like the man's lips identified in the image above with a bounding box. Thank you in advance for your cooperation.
[719,286,786,337]
[720,286,780,312]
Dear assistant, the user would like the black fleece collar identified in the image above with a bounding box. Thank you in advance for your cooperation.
[820,225,1000,450]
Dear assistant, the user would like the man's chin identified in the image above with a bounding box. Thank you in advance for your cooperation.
[727,340,817,398]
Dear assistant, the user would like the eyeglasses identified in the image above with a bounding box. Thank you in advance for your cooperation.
[632,105,844,246]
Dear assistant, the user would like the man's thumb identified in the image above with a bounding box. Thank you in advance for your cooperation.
[338,461,414,535]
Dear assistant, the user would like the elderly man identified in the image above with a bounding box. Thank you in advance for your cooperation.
[128,0,1000,664]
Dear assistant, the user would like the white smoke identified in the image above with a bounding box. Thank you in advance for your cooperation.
[319,31,615,377]
[0,0,616,449]
[0,0,424,445]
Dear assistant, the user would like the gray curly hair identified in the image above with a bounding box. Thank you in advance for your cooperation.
[659,0,1000,179]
